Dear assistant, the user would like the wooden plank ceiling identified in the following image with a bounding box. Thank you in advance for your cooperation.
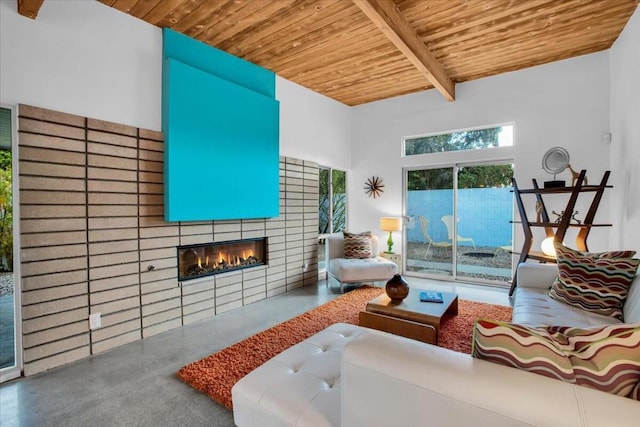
[99,0,639,106]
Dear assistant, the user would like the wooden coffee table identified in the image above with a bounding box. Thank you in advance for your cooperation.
[359,288,458,345]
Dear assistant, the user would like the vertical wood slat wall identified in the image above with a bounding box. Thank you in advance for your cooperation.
[18,104,319,376]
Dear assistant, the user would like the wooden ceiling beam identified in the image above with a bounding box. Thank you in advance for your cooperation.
[17,0,44,19]
[353,0,455,101]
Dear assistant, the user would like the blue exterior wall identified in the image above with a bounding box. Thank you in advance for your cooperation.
[162,28,279,221]
[406,188,513,247]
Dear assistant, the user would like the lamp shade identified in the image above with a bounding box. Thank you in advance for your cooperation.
[380,217,402,232]
[541,237,556,257]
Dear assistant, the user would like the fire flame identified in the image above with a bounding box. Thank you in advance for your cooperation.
[197,257,202,268]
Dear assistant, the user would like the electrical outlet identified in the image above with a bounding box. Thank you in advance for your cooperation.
[89,313,102,330]
[303,263,309,272]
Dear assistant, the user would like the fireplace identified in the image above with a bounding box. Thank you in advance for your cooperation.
[178,238,267,281]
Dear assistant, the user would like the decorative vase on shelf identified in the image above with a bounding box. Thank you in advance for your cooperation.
[385,274,409,303]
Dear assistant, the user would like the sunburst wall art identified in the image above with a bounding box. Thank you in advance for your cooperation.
[364,176,384,198]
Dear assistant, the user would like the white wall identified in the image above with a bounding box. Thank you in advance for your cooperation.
[277,77,351,169]
[0,0,162,131]
[0,0,352,170]
[610,7,640,254]
[2,0,633,253]
[351,52,612,252]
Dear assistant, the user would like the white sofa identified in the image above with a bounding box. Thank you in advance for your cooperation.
[341,327,640,426]
[232,263,640,426]
[325,233,397,292]
[513,262,640,326]
[232,324,640,426]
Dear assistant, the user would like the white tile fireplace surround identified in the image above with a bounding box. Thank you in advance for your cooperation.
[18,104,319,376]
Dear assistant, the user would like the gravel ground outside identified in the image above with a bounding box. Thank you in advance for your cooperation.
[0,272,13,297]
[405,241,514,282]
[406,241,512,267]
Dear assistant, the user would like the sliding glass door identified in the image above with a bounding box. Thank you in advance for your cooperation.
[318,167,347,272]
[0,105,20,383]
[405,167,454,276]
[404,163,514,284]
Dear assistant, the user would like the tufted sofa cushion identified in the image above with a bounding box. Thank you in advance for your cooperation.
[232,323,370,427]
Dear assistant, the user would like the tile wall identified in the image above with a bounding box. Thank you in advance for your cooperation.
[18,104,319,375]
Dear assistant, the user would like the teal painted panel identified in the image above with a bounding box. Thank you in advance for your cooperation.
[164,58,280,221]
[163,28,275,98]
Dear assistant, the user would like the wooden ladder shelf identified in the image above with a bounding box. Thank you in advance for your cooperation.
[509,170,611,296]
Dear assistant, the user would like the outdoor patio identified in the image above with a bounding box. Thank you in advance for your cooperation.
[405,242,513,282]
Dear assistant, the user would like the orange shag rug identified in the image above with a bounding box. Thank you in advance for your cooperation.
[177,286,512,409]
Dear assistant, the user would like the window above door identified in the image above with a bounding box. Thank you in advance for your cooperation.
[403,124,513,157]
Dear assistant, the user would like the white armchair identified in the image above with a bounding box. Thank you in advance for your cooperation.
[325,233,397,292]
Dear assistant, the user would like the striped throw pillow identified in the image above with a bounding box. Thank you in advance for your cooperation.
[473,320,640,399]
[562,243,637,260]
[343,231,373,259]
[549,242,639,320]
[589,250,637,259]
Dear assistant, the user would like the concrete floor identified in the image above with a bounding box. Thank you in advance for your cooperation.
[0,278,510,427]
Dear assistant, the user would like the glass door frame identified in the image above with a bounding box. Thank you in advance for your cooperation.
[318,166,348,277]
[0,103,22,383]
[402,158,515,286]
